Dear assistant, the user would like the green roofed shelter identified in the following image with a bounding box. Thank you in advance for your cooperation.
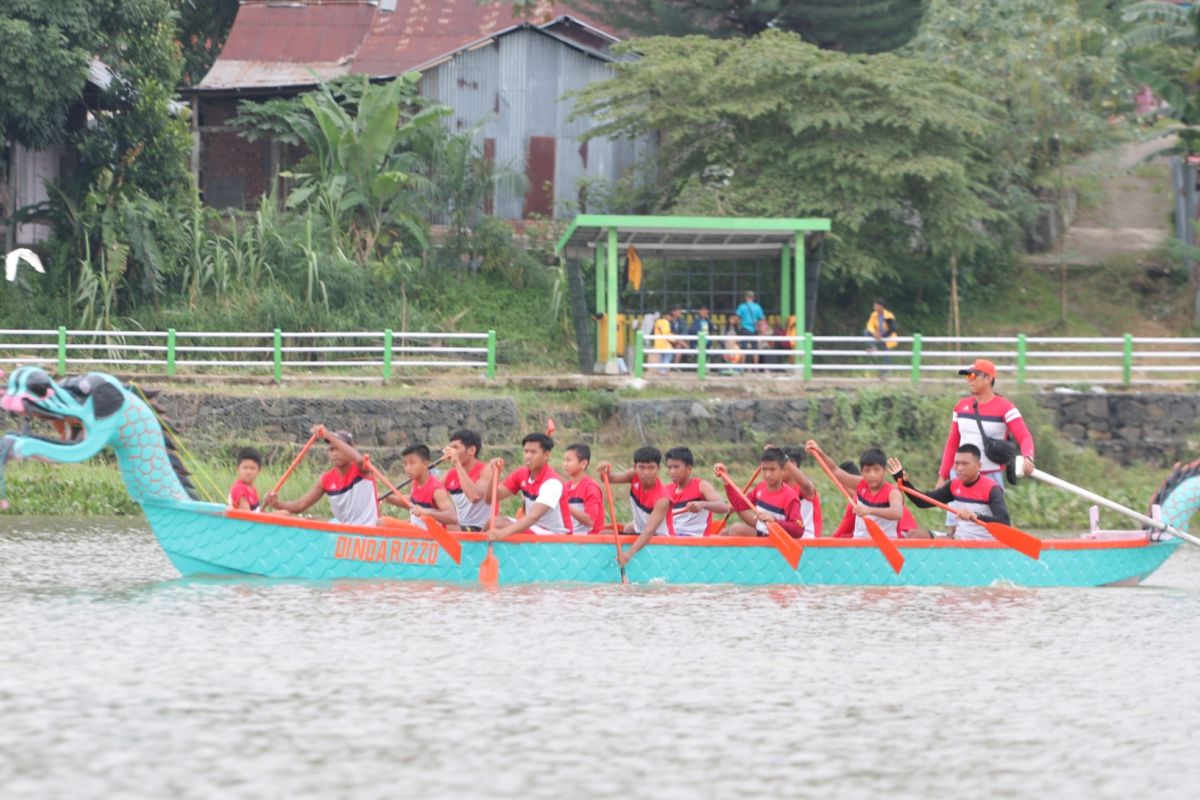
[555,214,832,373]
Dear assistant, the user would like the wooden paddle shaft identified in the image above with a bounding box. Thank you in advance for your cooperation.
[269,432,320,497]
[1027,463,1200,549]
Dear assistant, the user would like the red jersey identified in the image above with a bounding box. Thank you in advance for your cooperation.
[565,474,604,534]
[444,460,488,529]
[629,476,672,535]
[668,478,710,537]
[854,479,901,539]
[409,473,445,531]
[228,480,259,511]
[503,464,571,533]
[834,501,916,538]
[746,481,802,536]
[322,463,377,527]
[940,394,1034,478]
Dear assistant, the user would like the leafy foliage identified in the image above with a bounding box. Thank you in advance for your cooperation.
[565,0,926,52]
[909,0,1123,169]
[572,31,1009,290]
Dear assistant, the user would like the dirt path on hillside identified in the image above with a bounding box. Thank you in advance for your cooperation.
[1025,135,1176,267]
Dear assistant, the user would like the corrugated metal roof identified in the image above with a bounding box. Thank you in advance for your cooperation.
[194,0,619,91]
[218,2,376,63]
[199,60,352,91]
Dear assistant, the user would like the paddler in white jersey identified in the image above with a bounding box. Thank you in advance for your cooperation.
[442,428,494,532]
[663,447,728,537]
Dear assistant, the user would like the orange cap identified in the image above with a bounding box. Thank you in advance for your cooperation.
[958,358,996,378]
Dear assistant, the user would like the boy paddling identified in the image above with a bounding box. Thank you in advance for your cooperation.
[265,425,378,527]
[718,448,803,537]
[488,433,573,539]
[563,443,604,534]
[664,447,728,537]
[598,447,674,537]
[889,445,1010,540]
[780,446,822,537]
[386,444,457,530]
[806,441,905,538]
[442,429,494,532]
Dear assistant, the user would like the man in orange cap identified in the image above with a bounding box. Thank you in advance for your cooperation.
[937,359,1035,524]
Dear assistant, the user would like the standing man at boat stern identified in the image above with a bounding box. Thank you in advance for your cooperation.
[940,358,1035,488]
[488,433,573,539]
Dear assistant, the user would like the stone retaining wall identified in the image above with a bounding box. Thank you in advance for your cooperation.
[158,391,1199,466]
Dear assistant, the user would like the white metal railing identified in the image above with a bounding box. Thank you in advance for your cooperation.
[635,332,1200,384]
[0,328,498,381]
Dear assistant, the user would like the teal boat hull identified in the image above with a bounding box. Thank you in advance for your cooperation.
[142,499,1180,588]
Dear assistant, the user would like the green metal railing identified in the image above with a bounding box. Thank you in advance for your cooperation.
[2,328,499,384]
[634,333,1200,386]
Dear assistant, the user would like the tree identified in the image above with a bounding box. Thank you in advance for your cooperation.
[908,0,1122,171]
[572,31,1007,304]
[0,1,101,148]
[563,0,925,52]
[174,0,240,87]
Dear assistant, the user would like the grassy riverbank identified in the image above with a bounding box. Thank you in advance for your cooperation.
[1,387,1180,532]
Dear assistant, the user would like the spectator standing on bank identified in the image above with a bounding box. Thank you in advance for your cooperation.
[863,297,898,376]
[652,309,676,376]
[736,290,764,369]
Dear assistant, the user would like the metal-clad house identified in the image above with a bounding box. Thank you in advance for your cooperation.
[188,0,648,219]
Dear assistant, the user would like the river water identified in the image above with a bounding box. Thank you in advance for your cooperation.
[1,518,1197,799]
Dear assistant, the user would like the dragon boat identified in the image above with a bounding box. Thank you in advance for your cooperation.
[0,367,1193,588]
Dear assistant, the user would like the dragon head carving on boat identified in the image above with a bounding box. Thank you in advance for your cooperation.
[0,367,197,506]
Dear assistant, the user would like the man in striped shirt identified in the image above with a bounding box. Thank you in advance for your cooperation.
[939,358,1035,537]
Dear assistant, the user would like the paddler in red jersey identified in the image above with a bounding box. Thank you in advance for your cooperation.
[598,446,674,538]
[781,446,822,537]
[562,443,604,534]
[442,428,494,532]
[719,447,804,537]
[385,443,458,530]
[888,445,1010,540]
[489,433,573,538]
[806,442,906,538]
[663,447,728,537]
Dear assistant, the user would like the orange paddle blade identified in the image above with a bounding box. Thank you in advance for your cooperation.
[863,516,905,574]
[767,522,803,570]
[479,542,499,586]
[984,521,1042,560]
[704,518,726,536]
[545,418,556,437]
[423,518,463,565]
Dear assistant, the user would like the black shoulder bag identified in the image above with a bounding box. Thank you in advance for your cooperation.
[972,400,1018,467]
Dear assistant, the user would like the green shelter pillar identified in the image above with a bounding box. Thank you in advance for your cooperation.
[794,234,806,334]
[606,227,619,374]
[780,244,792,321]
[594,243,606,315]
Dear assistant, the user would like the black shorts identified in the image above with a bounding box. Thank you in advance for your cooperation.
[460,525,484,532]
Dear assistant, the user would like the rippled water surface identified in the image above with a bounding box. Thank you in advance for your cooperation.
[1,518,1198,799]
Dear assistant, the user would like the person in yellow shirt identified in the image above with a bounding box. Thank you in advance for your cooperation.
[652,309,676,376]
[863,298,898,376]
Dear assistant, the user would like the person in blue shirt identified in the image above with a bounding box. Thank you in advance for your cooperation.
[735,290,764,369]
[688,305,711,338]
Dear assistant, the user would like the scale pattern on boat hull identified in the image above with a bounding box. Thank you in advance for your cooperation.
[144,499,1180,588]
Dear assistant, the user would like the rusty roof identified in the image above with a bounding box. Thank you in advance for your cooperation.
[194,0,619,92]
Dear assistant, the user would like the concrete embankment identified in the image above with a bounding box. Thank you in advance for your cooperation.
[158,388,1200,467]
